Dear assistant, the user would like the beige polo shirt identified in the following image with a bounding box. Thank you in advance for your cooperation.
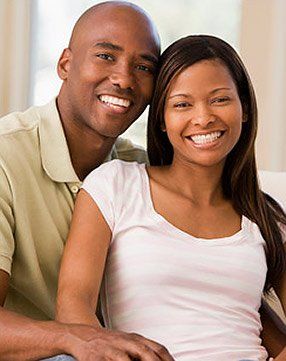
[0,99,147,320]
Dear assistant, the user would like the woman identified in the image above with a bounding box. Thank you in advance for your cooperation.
[56,35,286,360]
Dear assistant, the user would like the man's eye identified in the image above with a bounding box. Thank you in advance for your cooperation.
[136,64,153,73]
[96,53,114,61]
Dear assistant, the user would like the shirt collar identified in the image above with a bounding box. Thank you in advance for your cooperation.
[38,99,80,183]
[37,98,117,183]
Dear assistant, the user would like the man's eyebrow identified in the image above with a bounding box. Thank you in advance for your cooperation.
[93,42,123,51]
[140,54,158,65]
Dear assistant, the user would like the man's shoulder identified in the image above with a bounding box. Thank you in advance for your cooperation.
[113,137,148,164]
[0,105,41,137]
[0,102,56,167]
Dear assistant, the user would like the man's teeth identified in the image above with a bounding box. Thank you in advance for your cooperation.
[99,95,130,108]
[190,131,222,144]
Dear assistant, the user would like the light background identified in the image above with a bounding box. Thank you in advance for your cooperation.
[1,0,286,171]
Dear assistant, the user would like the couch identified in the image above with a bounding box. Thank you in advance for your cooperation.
[259,171,286,323]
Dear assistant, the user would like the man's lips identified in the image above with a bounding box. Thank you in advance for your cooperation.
[98,94,132,109]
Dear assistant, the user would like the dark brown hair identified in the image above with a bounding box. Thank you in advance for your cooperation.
[147,35,286,292]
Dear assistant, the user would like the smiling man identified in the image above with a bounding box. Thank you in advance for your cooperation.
[0,2,173,361]
[57,1,160,180]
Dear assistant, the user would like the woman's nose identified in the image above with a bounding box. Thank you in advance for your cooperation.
[191,104,215,127]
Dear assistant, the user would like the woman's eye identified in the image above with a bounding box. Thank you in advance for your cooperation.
[96,53,114,61]
[174,102,191,108]
[211,97,230,104]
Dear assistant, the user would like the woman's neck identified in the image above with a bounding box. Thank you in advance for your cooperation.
[161,158,225,207]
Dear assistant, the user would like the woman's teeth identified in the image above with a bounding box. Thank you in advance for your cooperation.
[190,131,222,145]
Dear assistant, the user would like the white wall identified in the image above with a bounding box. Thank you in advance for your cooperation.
[240,0,286,171]
[0,0,31,116]
[1,0,286,171]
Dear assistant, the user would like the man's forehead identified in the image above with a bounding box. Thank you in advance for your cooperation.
[73,15,160,58]
[69,3,160,54]
[86,2,151,21]
[83,8,155,36]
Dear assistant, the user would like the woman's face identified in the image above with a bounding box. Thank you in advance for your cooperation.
[164,59,243,168]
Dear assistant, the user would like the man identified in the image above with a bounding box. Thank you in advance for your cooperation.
[0,2,174,360]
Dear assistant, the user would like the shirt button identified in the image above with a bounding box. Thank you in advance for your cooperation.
[71,185,79,194]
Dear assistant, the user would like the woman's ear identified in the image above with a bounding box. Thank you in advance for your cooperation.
[161,122,166,132]
[242,110,248,123]
[57,48,72,80]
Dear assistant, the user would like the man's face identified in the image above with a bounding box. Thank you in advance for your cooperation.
[58,6,160,139]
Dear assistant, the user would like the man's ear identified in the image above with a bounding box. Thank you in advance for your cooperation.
[57,48,72,80]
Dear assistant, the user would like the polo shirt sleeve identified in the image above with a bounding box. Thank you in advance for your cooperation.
[114,137,148,164]
[81,160,123,232]
[0,165,15,275]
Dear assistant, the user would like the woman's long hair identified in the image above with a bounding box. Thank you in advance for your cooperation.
[147,35,286,292]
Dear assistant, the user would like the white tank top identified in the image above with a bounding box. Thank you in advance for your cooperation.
[82,160,268,361]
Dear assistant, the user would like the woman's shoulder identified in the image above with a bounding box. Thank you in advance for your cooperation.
[146,165,171,187]
[84,159,144,185]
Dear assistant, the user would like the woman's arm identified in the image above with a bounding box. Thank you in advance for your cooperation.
[56,189,111,326]
[56,189,175,361]
[260,301,286,357]
[270,248,286,360]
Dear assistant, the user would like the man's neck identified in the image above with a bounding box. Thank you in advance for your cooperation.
[65,130,115,181]
[56,97,116,181]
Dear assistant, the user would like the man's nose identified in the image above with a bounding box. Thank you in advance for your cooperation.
[109,63,134,91]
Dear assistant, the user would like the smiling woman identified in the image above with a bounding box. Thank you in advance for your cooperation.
[163,60,243,168]
[55,35,286,361]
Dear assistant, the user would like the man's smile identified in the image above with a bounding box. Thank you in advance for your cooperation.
[98,94,132,110]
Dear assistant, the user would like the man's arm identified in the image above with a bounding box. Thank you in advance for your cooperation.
[0,270,72,360]
[0,191,174,361]
[0,159,71,359]
[1,268,173,361]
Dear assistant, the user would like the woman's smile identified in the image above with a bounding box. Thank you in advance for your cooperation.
[164,59,243,167]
